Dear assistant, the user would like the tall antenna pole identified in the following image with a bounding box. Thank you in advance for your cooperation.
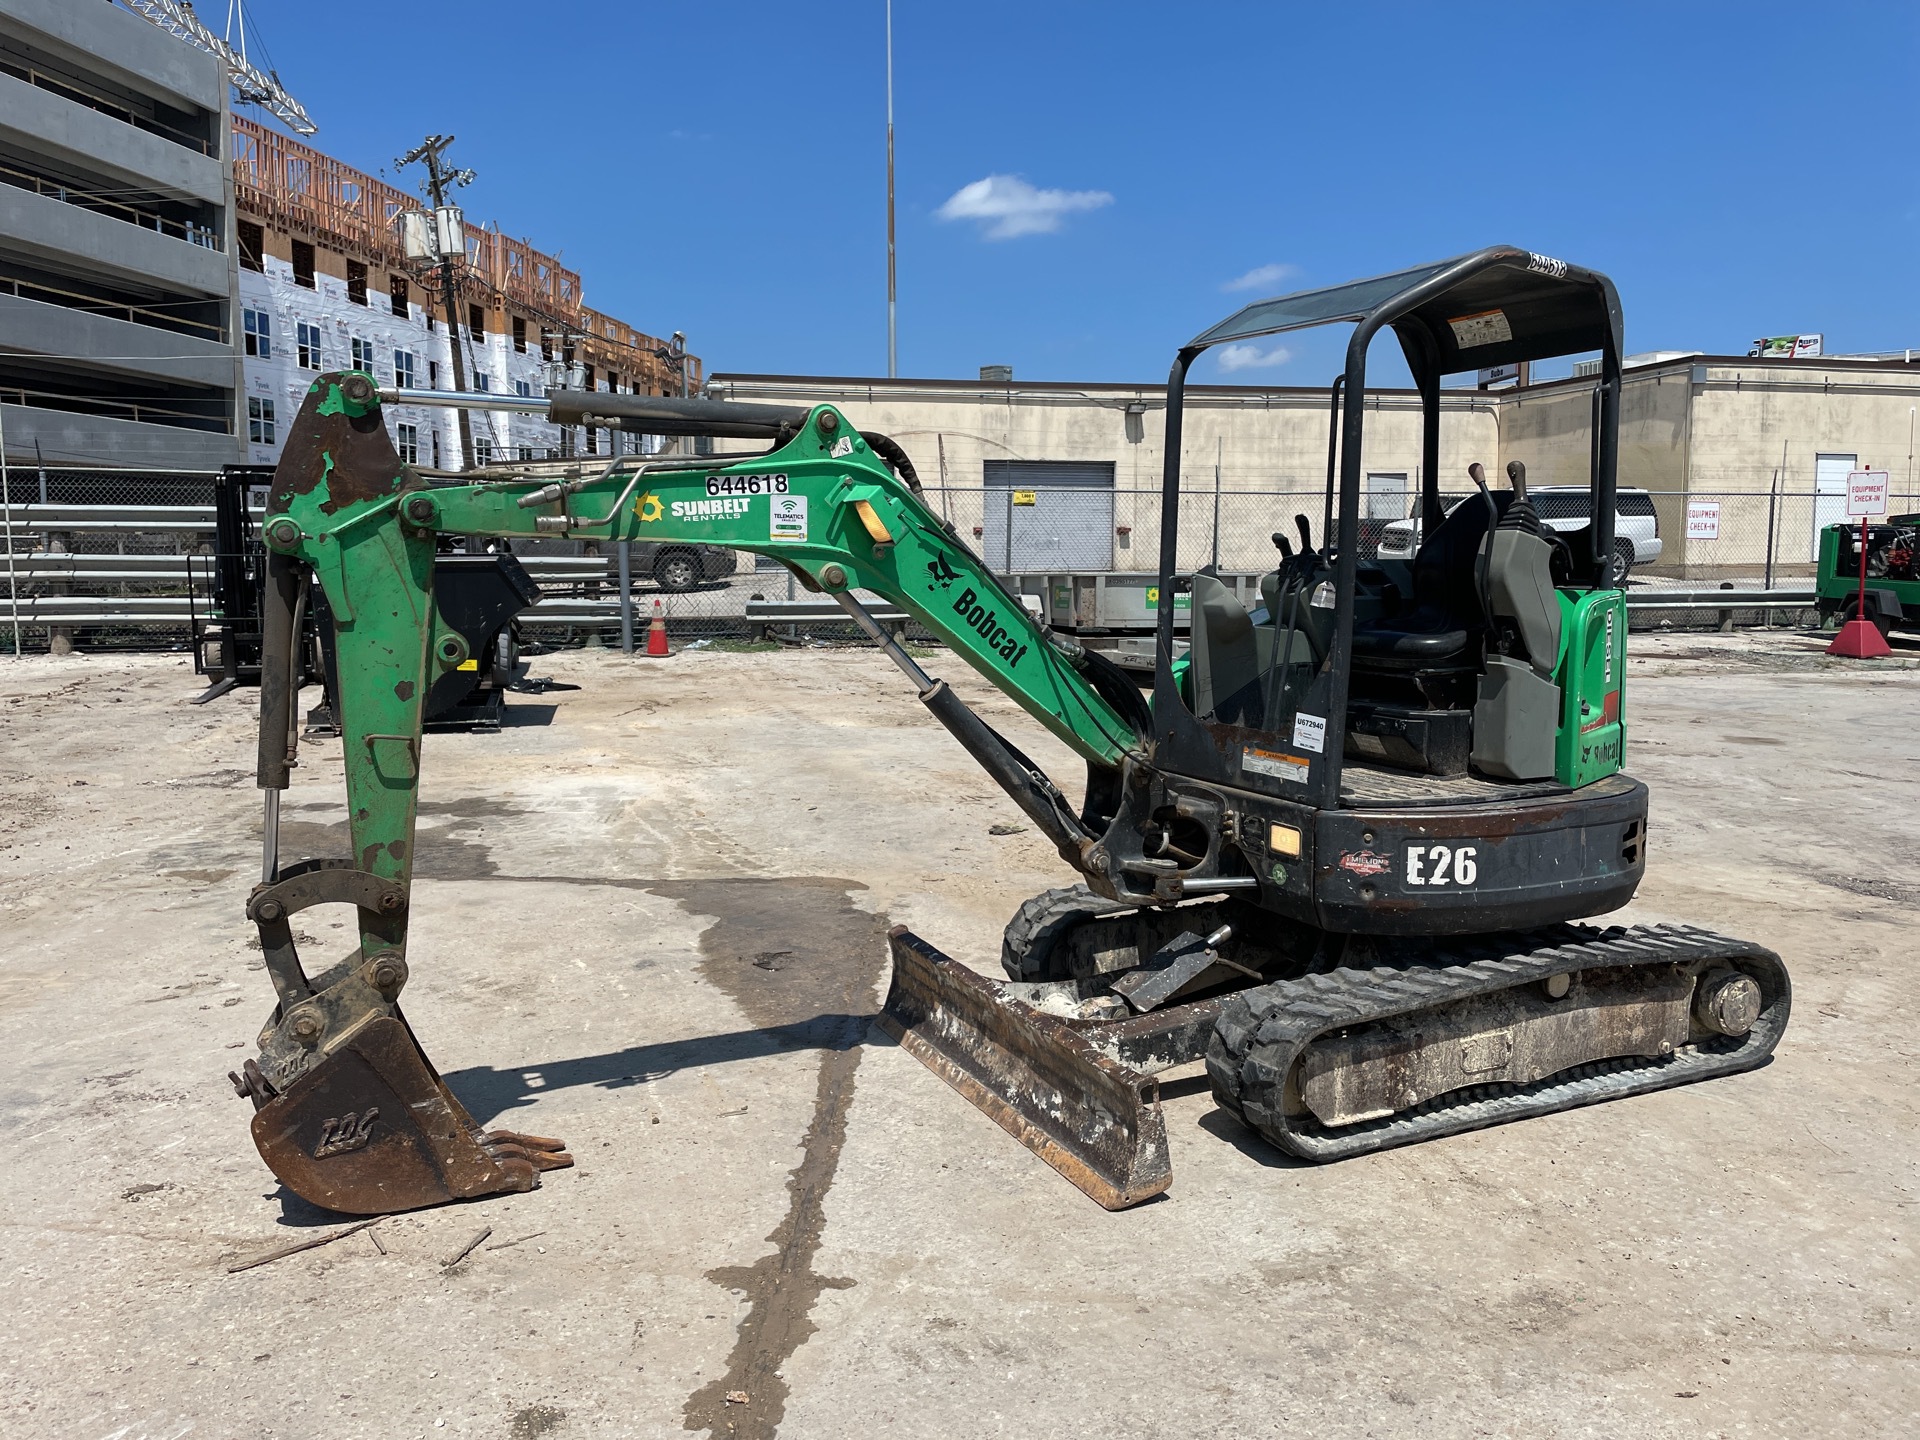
[886,0,897,379]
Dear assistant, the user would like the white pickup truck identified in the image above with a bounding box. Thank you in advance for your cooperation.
[1375,485,1662,583]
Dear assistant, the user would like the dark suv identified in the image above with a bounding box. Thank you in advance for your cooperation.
[627,541,738,592]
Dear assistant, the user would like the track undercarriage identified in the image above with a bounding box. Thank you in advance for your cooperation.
[878,887,1789,1208]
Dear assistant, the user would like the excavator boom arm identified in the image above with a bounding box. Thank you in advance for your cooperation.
[234,373,1143,1214]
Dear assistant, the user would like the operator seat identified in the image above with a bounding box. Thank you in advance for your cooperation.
[1349,470,1507,669]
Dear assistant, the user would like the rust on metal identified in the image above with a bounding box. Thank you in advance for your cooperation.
[1296,962,1694,1127]
[248,1014,570,1215]
[268,372,402,514]
[878,928,1170,1210]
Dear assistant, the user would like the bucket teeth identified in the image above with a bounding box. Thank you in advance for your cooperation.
[243,1014,571,1215]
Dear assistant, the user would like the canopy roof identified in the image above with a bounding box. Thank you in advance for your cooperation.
[1189,246,1624,377]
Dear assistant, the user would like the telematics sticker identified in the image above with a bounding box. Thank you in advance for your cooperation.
[1447,308,1513,349]
[1242,746,1310,783]
[770,494,808,541]
[706,473,789,497]
[1292,712,1327,754]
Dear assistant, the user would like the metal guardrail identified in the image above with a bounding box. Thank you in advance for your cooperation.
[1623,587,1814,611]
[745,599,910,624]
[0,502,1823,632]
[0,587,1825,628]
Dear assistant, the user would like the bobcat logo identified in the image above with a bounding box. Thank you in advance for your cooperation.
[926,553,960,591]
[313,1108,380,1158]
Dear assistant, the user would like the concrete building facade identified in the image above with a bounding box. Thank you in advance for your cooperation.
[714,356,1920,578]
[0,0,242,468]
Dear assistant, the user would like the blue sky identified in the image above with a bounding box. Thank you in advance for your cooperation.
[240,1,1917,386]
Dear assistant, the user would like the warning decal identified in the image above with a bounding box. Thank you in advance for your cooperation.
[1242,746,1310,783]
[1448,309,1513,350]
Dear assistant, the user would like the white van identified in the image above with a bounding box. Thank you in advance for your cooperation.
[1375,486,1662,583]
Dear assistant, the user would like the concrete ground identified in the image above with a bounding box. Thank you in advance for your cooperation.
[0,629,1913,1440]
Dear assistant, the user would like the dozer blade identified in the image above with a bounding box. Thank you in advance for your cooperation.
[242,1014,572,1216]
[877,927,1170,1210]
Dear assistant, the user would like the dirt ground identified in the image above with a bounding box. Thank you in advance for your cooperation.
[0,629,1913,1440]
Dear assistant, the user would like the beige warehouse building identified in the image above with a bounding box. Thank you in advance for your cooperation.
[712,355,1920,580]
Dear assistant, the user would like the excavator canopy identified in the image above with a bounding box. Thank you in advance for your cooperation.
[1189,245,1626,379]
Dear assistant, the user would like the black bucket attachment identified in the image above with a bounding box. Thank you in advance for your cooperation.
[877,928,1171,1210]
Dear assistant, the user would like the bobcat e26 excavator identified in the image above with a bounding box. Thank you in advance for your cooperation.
[232,248,1789,1215]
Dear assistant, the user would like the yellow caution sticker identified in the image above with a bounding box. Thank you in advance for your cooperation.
[1012,489,1037,506]
[457,658,478,671]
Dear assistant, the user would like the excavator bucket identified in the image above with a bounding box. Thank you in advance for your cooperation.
[877,928,1172,1210]
[236,1012,571,1216]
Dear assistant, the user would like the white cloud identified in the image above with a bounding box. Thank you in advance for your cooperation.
[936,174,1114,240]
[1216,343,1293,373]
[1222,262,1299,293]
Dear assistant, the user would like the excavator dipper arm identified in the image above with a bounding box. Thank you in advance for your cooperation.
[235,372,1147,1214]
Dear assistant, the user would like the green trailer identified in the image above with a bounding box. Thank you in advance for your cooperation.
[1815,514,1920,636]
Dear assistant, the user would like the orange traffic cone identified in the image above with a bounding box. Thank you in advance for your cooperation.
[645,598,670,657]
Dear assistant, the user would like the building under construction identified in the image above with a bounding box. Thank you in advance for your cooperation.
[0,0,696,472]
[231,116,697,472]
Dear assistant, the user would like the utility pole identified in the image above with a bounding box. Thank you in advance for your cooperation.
[885,0,897,378]
[397,135,476,469]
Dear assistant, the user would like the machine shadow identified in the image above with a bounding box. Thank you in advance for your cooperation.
[441,1011,880,1128]
[498,701,558,727]
[1194,1107,1317,1171]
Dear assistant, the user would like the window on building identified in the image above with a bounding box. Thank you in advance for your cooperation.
[237,220,265,273]
[585,426,598,456]
[390,275,409,318]
[242,308,271,359]
[607,371,620,393]
[350,337,374,375]
[394,350,417,388]
[540,333,553,362]
[518,445,534,462]
[346,260,367,306]
[296,321,323,371]
[473,371,489,392]
[582,365,594,391]
[469,304,484,341]
[514,378,533,399]
[431,430,441,468]
[428,360,439,390]
[395,422,418,464]
[248,396,276,445]
[474,437,493,467]
[512,316,527,353]
[291,240,315,290]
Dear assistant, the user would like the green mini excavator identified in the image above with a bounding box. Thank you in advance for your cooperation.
[232,248,1789,1215]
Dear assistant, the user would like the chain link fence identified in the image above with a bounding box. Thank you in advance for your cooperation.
[6,471,1915,653]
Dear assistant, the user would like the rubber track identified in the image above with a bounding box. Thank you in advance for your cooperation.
[1000,885,1131,982]
[1205,922,1790,1160]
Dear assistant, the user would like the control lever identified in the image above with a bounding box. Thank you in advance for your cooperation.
[1506,459,1529,499]
[1271,531,1294,561]
[1295,514,1314,558]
